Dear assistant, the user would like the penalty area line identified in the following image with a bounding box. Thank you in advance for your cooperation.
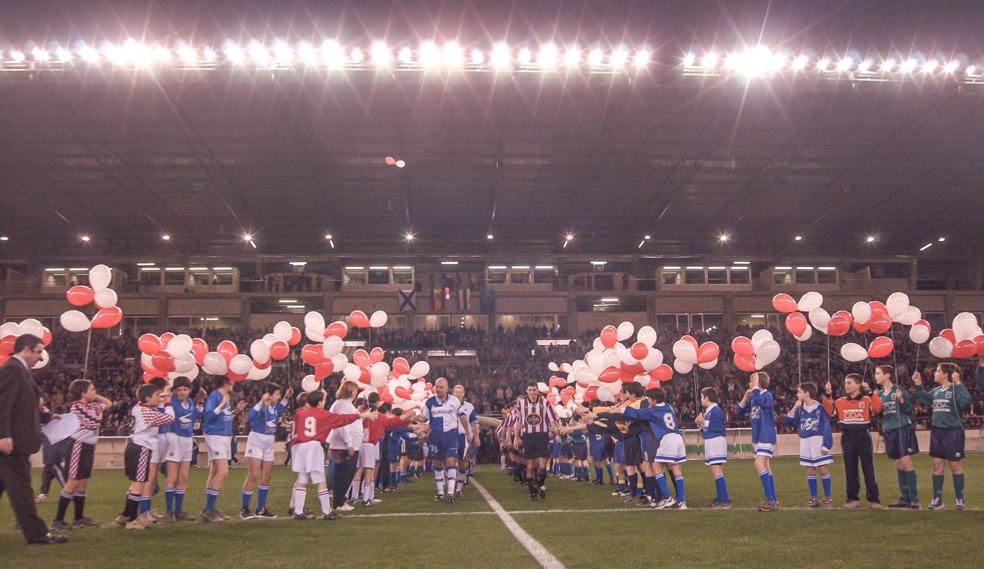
[471,479,567,569]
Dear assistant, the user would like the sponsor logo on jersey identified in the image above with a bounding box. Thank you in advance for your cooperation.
[841,408,866,422]
[526,413,542,425]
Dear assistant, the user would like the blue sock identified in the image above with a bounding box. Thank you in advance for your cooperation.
[807,475,818,498]
[759,470,772,501]
[674,475,685,502]
[627,474,638,497]
[138,496,151,514]
[654,473,671,499]
[175,490,185,513]
[767,473,778,502]
[594,466,603,482]
[715,475,730,502]
[257,486,269,510]
[617,479,626,493]
[605,464,615,483]
[241,490,253,510]
[821,474,832,498]
[164,488,175,513]
[205,489,219,511]
[643,476,655,499]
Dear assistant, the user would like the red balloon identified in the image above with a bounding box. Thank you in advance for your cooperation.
[393,357,410,375]
[827,315,853,337]
[599,366,620,383]
[785,313,807,337]
[288,326,302,346]
[681,335,698,348]
[66,285,95,307]
[620,362,645,376]
[349,310,370,328]
[217,340,238,363]
[953,339,977,359]
[395,387,410,399]
[975,335,984,357]
[867,336,894,359]
[619,370,636,383]
[731,336,754,357]
[326,321,348,339]
[0,336,15,355]
[359,367,371,384]
[600,326,617,349]
[91,306,123,329]
[584,385,599,402]
[301,344,324,366]
[697,341,720,364]
[191,338,209,365]
[940,328,957,344]
[771,293,798,314]
[160,332,175,347]
[140,359,163,376]
[546,394,557,405]
[646,381,662,390]
[630,342,649,360]
[227,371,247,382]
[869,301,889,316]
[151,351,175,372]
[734,353,757,373]
[370,347,385,363]
[650,364,673,381]
[314,361,334,380]
[868,313,892,335]
[41,328,52,347]
[914,320,931,332]
[137,334,161,356]
[269,340,290,361]
[353,349,370,368]
[853,319,871,334]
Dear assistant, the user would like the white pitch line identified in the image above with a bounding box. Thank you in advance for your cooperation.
[471,480,567,569]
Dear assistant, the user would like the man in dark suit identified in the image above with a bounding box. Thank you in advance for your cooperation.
[0,334,67,544]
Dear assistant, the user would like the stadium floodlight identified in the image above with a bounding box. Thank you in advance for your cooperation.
[563,46,580,67]
[404,232,415,242]
[919,243,933,252]
[718,233,730,243]
[370,42,390,67]
[103,43,126,65]
[470,48,484,65]
[965,65,977,76]
[701,51,718,71]
[880,58,896,72]
[273,41,293,65]
[518,47,533,66]
[865,235,876,243]
[121,39,150,67]
[161,234,171,241]
[791,54,809,71]
[587,47,604,67]
[633,48,651,68]
[80,45,99,64]
[202,46,216,63]
[682,52,696,67]
[900,58,918,73]
[735,45,778,77]
[857,59,872,73]
[836,57,853,72]
[349,47,364,64]
[9,49,25,63]
[321,40,345,68]
[443,41,463,66]
[324,233,333,240]
[491,42,510,68]
[486,233,494,240]
[938,236,946,242]
[943,60,959,74]
[248,41,270,65]
[538,43,559,68]
[419,41,440,67]
[395,160,406,168]
[224,43,246,65]
[610,46,629,68]
[31,47,50,62]
[297,42,318,65]
[178,44,197,65]
[55,46,72,63]
[152,45,171,64]
[795,235,803,241]
[0,236,8,241]
[242,233,254,242]
[816,57,831,71]
[80,234,91,242]
[398,46,413,65]
[922,59,938,74]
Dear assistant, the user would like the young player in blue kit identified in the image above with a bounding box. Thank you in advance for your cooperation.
[737,372,779,511]
[241,383,291,519]
[162,377,201,522]
[696,387,730,509]
[201,376,246,523]
[785,382,834,508]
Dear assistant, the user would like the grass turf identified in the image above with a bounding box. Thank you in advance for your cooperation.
[1,455,982,568]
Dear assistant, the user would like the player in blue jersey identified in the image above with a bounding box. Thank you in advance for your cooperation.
[162,377,201,522]
[784,382,834,509]
[384,408,412,491]
[421,378,463,503]
[696,387,731,509]
[737,372,779,511]
[240,383,291,519]
[201,375,246,523]
[452,385,479,496]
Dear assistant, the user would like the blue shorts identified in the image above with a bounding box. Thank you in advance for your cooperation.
[614,440,625,464]
[640,430,658,463]
[589,434,607,462]
[884,425,919,460]
[457,433,467,460]
[929,427,964,461]
[572,442,588,461]
[428,430,460,460]
[549,441,563,458]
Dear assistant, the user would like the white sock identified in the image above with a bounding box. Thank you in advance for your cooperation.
[362,482,374,503]
[446,468,458,495]
[347,478,362,501]
[292,488,306,515]
[435,470,446,496]
[317,489,331,515]
[457,470,466,484]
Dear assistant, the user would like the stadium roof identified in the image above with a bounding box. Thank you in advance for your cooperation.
[0,0,981,259]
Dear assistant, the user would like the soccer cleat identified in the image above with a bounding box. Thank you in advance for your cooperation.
[823,498,834,510]
[715,501,732,511]
[671,501,688,510]
[841,500,860,510]
[434,494,444,502]
[162,513,177,524]
[174,511,196,522]
[125,519,147,530]
[72,517,99,529]
[757,501,778,512]
[137,511,157,526]
[455,490,463,498]
[539,487,546,500]
[239,508,254,520]
[49,520,70,531]
[909,499,921,510]
[201,509,226,523]
[362,500,373,508]
[336,503,355,512]
[706,499,721,508]
[217,510,231,521]
[869,502,883,510]
[293,512,314,520]
[955,499,966,511]
[113,514,130,526]
[887,498,911,509]
[447,496,455,504]
[806,497,820,509]
[321,512,338,521]
[610,490,621,496]
[254,508,277,519]
[928,497,944,510]
[35,493,47,503]
[652,498,676,510]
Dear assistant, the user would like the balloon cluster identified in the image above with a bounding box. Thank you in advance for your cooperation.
[138,333,208,383]
[60,265,123,332]
[670,335,720,374]
[0,319,52,369]
[303,309,387,343]
[730,330,782,372]
[929,312,984,359]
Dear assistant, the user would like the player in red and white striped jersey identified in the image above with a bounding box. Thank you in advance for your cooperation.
[513,383,558,500]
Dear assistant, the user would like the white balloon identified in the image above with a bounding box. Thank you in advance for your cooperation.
[886,292,910,319]
[173,352,196,373]
[573,367,598,385]
[698,358,718,370]
[851,302,872,325]
[953,316,979,342]
[636,325,658,347]
[536,381,548,394]
[597,384,618,403]
[602,349,620,368]
[59,310,91,333]
[184,365,200,381]
[592,337,604,351]
[343,363,362,382]
[94,288,118,309]
[548,362,559,372]
[585,350,606,375]
[301,374,321,393]
[263,333,279,345]
[0,322,22,337]
[908,325,931,345]
[673,359,694,374]
[304,311,326,332]
[273,321,293,342]
[808,307,831,334]
[18,321,44,339]
[928,336,953,359]
[369,310,388,328]
[616,321,634,342]
[32,349,49,369]
[840,343,868,363]
[229,354,252,375]
[247,364,272,381]
[794,326,813,342]
[165,334,193,356]
[305,327,326,343]
[560,363,572,373]
[797,291,823,312]
[370,364,389,388]
[409,361,430,379]
[953,312,977,328]
[897,306,922,327]
[19,318,42,330]
[639,348,664,371]
[672,340,697,364]
[322,336,344,358]
[88,264,112,292]
[618,348,640,367]
[250,339,271,364]
[202,352,228,375]
[330,353,349,370]
[754,339,781,369]
[750,329,774,350]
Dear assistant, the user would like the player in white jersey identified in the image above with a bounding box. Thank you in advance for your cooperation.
[452,385,479,496]
[421,378,463,503]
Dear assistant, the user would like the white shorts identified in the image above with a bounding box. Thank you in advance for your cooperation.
[703,436,728,465]
[204,434,232,462]
[245,432,276,462]
[164,433,194,463]
[291,441,326,484]
[358,442,379,469]
[654,433,687,464]
[150,433,169,465]
[799,436,833,467]
[754,442,775,457]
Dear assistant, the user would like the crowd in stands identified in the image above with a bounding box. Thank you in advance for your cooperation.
[33,323,984,439]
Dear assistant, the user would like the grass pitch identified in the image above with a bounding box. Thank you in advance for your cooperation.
[1,455,983,568]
